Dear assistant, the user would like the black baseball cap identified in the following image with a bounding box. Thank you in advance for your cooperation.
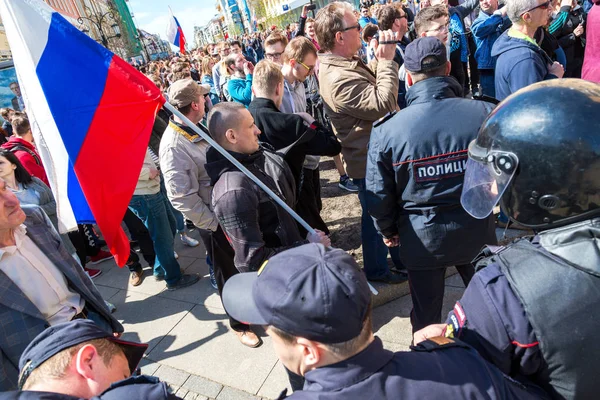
[18,320,148,389]
[222,244,371,343]
[404,36,448,73]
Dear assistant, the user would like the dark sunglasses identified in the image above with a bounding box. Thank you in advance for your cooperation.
[521,0,551,14]
[340,24,361,32]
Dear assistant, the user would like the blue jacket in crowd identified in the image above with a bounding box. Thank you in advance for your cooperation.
[471,11,512,70]
[492,30,558,101]
[358,15,377,28]
[365,76,497,268]
[201,74,220,106]
[227,74,253,107]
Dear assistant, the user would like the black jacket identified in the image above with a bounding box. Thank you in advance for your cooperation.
[248,97,341,188]
[549,5,586,77]
[205,146,306,273]
[365,76,497,268]
[286,337,547,399]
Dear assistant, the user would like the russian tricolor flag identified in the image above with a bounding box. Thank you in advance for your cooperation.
[166,10,186,54]
[0,0,165,266]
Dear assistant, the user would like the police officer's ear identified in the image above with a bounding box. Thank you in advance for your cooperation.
[444,60,451,76]
[296,337,325,370]
[74,344,103,380]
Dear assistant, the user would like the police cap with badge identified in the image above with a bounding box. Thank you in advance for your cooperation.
[18,320,148,390]
[221,243,372,344]
[8,320,181,400]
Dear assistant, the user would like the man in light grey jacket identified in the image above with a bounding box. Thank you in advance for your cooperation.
[159,79,262,348]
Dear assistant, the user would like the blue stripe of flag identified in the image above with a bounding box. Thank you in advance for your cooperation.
[36,12,113,222]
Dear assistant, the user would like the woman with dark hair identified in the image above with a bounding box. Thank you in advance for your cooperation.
[0,149,106,278]
[0,149,57,225]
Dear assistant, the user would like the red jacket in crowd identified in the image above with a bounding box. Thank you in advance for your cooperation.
[1,137,50,186]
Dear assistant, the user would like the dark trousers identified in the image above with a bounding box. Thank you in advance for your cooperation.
[450,50,466,93]
[123,208,156,268]
[67,228,88,267]
[464,32,480,91]
[68,224,106,266]
[199,226,249,332]
[296,168,329,237]
[479,69,496,99]
[407,264,475,333]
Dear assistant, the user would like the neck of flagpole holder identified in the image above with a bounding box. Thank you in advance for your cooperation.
[163,103,378,296]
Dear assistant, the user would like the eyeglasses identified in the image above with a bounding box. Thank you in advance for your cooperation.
[427,23,449,33]
[521,0,551,14]
[397,14,407,20]
[265,52,283,60]
[296,60,314,73]
[340,24,361,33]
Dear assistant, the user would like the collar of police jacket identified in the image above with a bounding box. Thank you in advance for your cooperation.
[405,76,464,107]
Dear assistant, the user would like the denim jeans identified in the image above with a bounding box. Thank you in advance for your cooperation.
[171,206,185,233]
[129,191,182,285]
[160,175,185,233]
[354,178,403,279]
[479,69,496,99]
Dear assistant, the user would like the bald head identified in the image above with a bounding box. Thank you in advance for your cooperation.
[207,102,247,147]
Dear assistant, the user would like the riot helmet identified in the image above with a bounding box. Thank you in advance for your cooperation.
[461,79,600,230]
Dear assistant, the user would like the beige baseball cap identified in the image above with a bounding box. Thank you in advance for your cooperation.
[167,79,211,108]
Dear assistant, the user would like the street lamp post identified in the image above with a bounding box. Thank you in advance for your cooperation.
[77,5,122,49]
[136,30,151,63]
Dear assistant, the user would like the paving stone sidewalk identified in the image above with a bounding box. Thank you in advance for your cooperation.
[92,228,521,399]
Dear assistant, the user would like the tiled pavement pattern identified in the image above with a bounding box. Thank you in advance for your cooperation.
[92,228,523,399]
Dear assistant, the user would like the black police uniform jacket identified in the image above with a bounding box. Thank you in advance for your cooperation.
[0,376,179,399]
[446,217,600,399]
[283,337,547,399]
[365,76,497,268]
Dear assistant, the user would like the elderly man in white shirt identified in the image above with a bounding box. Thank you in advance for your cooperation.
[0,177,123,390]
[0,224,85,325]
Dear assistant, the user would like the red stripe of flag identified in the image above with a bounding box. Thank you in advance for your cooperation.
[178,27,186,54]
[73,56,165,266]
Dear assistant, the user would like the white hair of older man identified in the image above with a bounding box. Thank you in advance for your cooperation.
[507,0,542,23]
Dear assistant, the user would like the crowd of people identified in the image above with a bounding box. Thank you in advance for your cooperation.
[0,0,599,398]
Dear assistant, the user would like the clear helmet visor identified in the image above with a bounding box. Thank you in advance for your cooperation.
[461,141,519,219]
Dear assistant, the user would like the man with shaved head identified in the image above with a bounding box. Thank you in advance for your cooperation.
[205,102,330,275]
[205,101,331,390]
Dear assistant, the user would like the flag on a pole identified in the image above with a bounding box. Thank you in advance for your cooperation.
[166,9,186,54]
[0,0,165,266]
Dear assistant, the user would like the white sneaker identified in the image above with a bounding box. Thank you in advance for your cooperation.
[180,233,199,247]
[174,251,179,259]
